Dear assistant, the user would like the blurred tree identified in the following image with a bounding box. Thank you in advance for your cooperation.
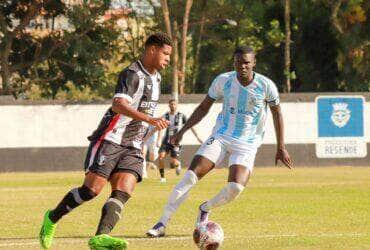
[0,0,66,95]
[1,0,369,99]
[0,0,121,99]
[284,0,292,93]
[159,0,193,100]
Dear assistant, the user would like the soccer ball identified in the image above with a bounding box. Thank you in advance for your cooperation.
[193,221,224,249]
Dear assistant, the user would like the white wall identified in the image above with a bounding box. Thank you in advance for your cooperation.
[0,102,368,148]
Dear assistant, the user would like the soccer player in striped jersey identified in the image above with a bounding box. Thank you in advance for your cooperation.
[39,33,172,250]
[157,99,203,183]
[147,45,293,238]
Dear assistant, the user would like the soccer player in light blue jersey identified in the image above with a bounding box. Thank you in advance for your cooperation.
[147,46,293,238]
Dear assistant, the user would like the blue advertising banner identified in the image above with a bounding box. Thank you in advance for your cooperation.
[316,96,366,158]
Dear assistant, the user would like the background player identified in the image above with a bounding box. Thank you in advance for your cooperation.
[147,45,292,237]
[142,125,160,178]
[39,33,172,250]
[157,99,203,183]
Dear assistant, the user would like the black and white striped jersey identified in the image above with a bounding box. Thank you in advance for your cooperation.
[88,60,161,149]
[162,112,187,143]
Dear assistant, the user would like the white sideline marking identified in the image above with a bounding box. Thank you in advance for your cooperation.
[0,233,367,247]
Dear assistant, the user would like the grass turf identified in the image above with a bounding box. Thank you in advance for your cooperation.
[0,167,369,249]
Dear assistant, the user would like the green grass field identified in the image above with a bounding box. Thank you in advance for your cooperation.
[0,167,369,249]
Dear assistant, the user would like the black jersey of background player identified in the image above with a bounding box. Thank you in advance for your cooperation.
[162,112,187,144]
[88,60,161,149]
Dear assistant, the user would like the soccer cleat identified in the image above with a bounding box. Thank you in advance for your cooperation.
[146,222,166,238]
[88,234,128,250]
[195,202,210,227]
[160,178,167,183]
[175,166,181,176]
[39,210,57,249]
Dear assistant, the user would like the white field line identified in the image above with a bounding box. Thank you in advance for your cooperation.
[0,233,367,247]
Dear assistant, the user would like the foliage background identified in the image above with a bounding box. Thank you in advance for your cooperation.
[0,0,369,100]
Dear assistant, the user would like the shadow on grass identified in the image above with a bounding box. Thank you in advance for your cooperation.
[0,234,191,241]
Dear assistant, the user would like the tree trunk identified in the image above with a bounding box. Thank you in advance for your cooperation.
[178,0,193,94]
[330,0,344,34]
[284,0,291,93]
[160,0,172,37]
[171,21,179,101]
[0,63,12,94]
[0,33,14,94]
[192,0,207,93]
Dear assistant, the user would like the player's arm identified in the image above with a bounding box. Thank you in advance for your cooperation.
[171,95,214,145]
[112,98,168,130]
[269,104,293,169]
[112,70,168,130]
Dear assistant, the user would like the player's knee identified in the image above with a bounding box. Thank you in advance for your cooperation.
[170,161,178,169]
[111,190,131,204]
[100,190,131,227]
[170,159,179,167]
[225,182,245,201]
[77,185,97,202]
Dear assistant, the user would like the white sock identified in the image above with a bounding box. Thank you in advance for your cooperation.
[201,182,245,212]
[142,158,148,178]
[159,170,198,226]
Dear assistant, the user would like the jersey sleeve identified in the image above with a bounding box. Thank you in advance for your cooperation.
[207,75,224,100]
[113,70,140,104]
[266,80,280,106]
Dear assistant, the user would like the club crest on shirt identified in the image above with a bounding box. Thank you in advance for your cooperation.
[98,155,106,165]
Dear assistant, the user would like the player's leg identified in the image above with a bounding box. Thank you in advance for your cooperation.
[39,140,113,249]
[197,165,250,226]
[157,148,168,183]
[142,144,148,179]
[51,172,105,223]
[89,172,137,250]
[89,146,143,249]
[169,145,182,175]
[147,143,159,170]
[196,144,257,226]
[40,173,104,249]
[147,136,226,237]
[146,155,214,237]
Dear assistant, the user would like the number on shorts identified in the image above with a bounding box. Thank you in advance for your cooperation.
[206,137,215,145]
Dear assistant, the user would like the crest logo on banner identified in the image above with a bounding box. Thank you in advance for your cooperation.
[331,102,351,128]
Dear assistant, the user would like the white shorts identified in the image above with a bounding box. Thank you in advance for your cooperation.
[144,134,159,159]
[195,134,258,172]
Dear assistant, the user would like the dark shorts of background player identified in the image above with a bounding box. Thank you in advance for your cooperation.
[159,142,182,158]
[84,140,144,182]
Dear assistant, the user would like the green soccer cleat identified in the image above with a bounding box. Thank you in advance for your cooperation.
[39,210,57,249]
[88,234,128,250]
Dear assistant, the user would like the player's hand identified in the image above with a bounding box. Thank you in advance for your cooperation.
[275,147,293,169]
[170,132,183,146]
[149,117,170,130]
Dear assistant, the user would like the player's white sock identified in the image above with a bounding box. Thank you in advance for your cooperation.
[142,158,148,178]
[159,170,198,226]
[201,182,245,212]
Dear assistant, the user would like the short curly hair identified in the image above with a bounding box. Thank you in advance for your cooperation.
[145,32,173,48]
[234,45,255,56]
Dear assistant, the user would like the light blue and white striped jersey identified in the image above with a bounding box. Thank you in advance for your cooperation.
[208,71,280,147]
